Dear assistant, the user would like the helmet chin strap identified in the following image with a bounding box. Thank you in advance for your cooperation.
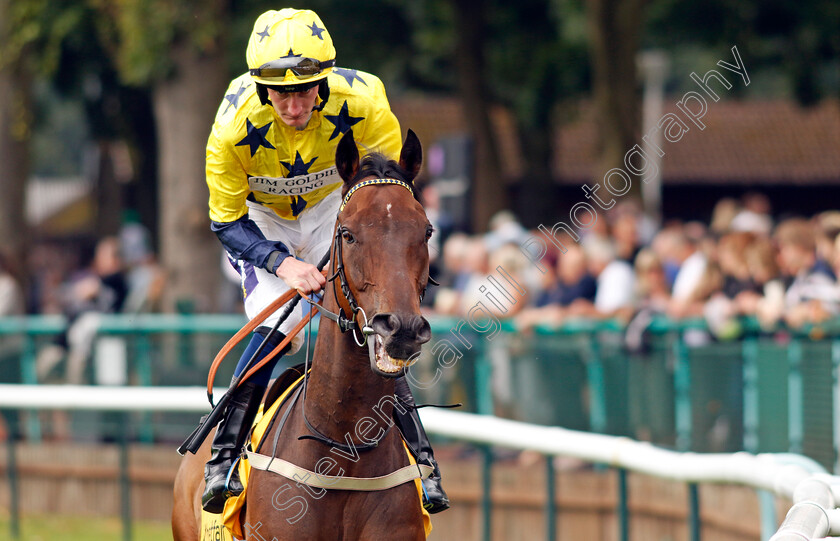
[311,79,330,112]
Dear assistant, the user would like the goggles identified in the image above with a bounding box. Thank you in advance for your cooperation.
[250,57,336,79]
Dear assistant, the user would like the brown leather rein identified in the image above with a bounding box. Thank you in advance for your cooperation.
[205,269,328,400]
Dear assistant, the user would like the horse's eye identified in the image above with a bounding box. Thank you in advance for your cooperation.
[425,225,434,242]
[342,230,356,244]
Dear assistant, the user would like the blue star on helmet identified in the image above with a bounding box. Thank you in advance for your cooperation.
[334,68,367,88]
[256,25,271,42]
[224,83,249,114]
[283,48,301,59]
[236,119,275,157]
[280,151,318,177]
[307,21,326,40]
[324,101,364,141]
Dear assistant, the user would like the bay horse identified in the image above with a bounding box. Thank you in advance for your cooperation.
[173,129,434,541]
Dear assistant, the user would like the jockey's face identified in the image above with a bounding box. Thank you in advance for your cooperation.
[267,86,320,129]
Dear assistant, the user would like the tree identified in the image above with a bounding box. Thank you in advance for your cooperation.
[95,0,230,311]
[586,0,648,202]
[0,0,31,259]
[645,0,840,104]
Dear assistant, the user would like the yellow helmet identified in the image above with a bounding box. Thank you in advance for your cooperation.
[246,9,336,88]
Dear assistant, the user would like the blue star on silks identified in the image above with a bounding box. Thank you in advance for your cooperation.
[280,151,318,177]
[256,25,271,42]
[324,101,364,140]
[308,21,325,40]
[290,196,308,216]
[236,119,275,157]
[334,68,367,88]
[224,83,249,114]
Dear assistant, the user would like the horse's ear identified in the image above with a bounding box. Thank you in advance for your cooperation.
[398,129,422,183]
[336,130,359,184]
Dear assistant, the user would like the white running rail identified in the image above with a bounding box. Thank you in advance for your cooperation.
[0,384,837,540]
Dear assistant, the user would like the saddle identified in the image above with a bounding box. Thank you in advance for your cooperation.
[199,365,431,540]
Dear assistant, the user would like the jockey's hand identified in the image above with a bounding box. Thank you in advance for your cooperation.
[276,257,326,296]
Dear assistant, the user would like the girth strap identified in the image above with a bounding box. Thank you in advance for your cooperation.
[246,450,433,491]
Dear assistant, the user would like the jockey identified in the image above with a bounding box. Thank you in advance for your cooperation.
[202,8,449,515]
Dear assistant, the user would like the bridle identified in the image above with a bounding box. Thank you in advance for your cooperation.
[295,177,428,452]
[305,177,436,347]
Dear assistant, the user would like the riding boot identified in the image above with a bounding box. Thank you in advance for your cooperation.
[201,380,263,513]
[393,377,450,514]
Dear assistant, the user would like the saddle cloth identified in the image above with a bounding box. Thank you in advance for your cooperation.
[199,370,431,540]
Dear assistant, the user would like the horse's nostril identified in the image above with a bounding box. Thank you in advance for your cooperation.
[371,313,400,337]
[413,316,432,344]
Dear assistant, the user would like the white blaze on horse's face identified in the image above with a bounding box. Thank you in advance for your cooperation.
[333,129,433,377]
[339,188,432,378]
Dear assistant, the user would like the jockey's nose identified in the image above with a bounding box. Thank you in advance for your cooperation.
[371,313,432,345]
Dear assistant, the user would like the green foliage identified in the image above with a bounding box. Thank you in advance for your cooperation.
[0,0,85,76]
[645,0,840,103]
[91,0,226,86]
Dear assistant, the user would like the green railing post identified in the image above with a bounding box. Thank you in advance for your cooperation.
[832,340,840,474]
[788,340,803,455]
[20,334,41,441]
[481,446,492,541]
[688,483,701,541]
[672,334,692,451]
[135,334,154,443]
[474,336,493,541]
[585,333,607,434]
[546,455,556,541]
[5,412,20,539]
[119,413,132,541]
[742,338,759,453]
[617,468,629,541]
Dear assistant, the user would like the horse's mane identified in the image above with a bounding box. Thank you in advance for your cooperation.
[346,152,421,202]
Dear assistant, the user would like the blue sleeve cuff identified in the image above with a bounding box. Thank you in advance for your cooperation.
[211,215,290,273]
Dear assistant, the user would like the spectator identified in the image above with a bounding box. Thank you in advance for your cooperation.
[514,243,595,329]
[36,236,129,384]
[703,232,759,338]
[739,236,786,328]
[710,197,741,235]
[566,237,635,320]
[731,192,773,235]
[633,249,670,313]
[0,250,24,316]
[612,212,642,265]
[433,234,482,315]
[119,213,165,313]
[775,218,837,327]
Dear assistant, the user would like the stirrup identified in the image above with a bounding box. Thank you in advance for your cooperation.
[420,476,450,514]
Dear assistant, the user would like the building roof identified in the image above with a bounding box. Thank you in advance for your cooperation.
[556,99,840,184]
[392,96,840,185]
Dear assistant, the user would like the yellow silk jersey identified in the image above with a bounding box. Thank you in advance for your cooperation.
[207,68,402,223]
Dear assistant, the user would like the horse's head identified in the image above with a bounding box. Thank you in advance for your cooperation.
[331,129,433,378]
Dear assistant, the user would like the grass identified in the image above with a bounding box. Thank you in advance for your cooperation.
[0,514,172,541]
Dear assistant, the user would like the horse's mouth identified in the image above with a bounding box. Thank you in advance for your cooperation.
[371,334,409,377]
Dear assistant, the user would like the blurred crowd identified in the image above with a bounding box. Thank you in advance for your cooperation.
[426,192,840,339]
[6,190,840,385]
[0,216,166,385]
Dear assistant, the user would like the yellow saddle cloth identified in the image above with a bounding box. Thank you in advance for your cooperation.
[199,374,432,540]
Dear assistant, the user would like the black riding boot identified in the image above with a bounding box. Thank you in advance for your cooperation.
[202,380,263,513]
[393,377,450,514]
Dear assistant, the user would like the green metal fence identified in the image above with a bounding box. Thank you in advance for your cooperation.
[0,314,838,471]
